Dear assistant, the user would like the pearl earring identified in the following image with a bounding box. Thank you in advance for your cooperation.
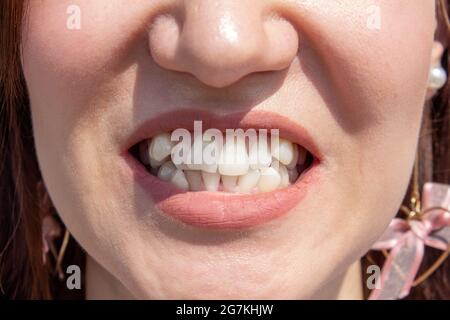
[426,42,447,99]
[428,64,447,90]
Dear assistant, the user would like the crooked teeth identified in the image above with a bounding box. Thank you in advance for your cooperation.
[170,169,189,191]
[150,157,166,168]
[141,138,168,168]
[248,138,272,170]
[137,130,311,193]
[237,169,261,193]
[150,133,174,162]
[271,138,296,166]
[258,167,282,192]
[157,161,177,181]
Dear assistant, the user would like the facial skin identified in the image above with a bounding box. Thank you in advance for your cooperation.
[22,0,436,299]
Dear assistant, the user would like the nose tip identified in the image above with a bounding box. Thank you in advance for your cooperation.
[148,2,299,88]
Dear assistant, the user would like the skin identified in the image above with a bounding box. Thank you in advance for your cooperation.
[22,0,437,299]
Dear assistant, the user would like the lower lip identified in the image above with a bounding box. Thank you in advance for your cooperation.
[124,154,320,229]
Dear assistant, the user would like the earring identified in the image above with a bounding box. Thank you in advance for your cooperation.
[426,42,447,99]
[428,65,447,90]
[368,151,450,300]
[39,181,71,280]
[42,217,70,280]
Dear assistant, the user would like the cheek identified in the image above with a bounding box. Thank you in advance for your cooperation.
[22,0,148,75]
[300,0,435,259]
[312,0,435,190]
[21,0,156,130]
[305,0,434,128]
[21,0,147,189]
[20,1,138,244]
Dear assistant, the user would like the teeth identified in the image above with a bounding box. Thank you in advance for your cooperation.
[271,138,295,166]
[170,169,189,191]
[199,164,218,173]
[200,137,220,173]
[202,171,221,192]
[170,138,190,170]
[258,167,281,193]
[248,139,272,170]
[222,175,238,192]
[286,144,299,169]
[174,162,189,171]
[185,170,204,191]
[219,136,249,176]
[199,163,218,173]
[187,135,219,173]
[201,130,222,173]
[278,164,289,188]
[140,139,165,168]
[181,136,218,173]
[186,134,205,171]
[150,157,166,168]
[237,169,261,193]
[157,161,177,181]
[150,133,174,162]
[138,131,311,193]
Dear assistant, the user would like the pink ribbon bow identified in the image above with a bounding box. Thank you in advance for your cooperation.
[369,182,450,300]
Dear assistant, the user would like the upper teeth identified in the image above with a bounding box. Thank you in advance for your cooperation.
[149,133,175,162]
[218,136,250,176]
[138,131,309,193]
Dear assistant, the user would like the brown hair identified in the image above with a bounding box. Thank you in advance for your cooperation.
[0,0,83,299]
[0,0,449,299]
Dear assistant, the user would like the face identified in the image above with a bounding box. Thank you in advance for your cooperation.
[22,0,436,299]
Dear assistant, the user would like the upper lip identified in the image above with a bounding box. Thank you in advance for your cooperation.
[124,109,323,161]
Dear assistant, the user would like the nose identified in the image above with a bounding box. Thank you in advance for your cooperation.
[148,0,299,88]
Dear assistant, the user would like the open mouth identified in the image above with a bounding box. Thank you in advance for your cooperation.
[123,110,321,230]
[130,132,315,194]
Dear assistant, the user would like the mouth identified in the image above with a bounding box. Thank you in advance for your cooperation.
[123,110,322,230]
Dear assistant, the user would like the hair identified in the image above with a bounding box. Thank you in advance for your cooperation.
[0,0,449,300]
